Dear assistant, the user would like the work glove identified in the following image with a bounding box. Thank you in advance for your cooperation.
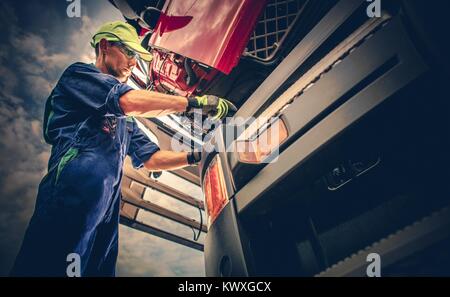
[187,151,201,165]
[187,95,237,120]
[151,171,163,179]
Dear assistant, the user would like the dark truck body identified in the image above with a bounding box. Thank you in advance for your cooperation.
[200,0,450,276]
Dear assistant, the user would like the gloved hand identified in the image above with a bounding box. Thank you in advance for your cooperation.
[151,171,163,179]
[187,95,237,120]
[187,151,201,165]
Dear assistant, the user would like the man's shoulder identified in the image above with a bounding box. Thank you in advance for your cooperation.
[63,62,100,75]
[59,62,119,85]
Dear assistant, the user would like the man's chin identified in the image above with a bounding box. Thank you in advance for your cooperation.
[114,73,130,83]
[107,69,130,83]
[120,71,132,82]
[119,76,129,83]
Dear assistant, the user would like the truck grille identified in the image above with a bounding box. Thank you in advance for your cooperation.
[244,0,307,61]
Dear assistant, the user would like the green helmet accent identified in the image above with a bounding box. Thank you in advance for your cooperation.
[91,21,152,61]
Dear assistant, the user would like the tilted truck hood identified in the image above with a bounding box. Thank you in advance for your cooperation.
[149,0,266,74]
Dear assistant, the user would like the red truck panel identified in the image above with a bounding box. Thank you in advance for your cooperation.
[149,0,267,74]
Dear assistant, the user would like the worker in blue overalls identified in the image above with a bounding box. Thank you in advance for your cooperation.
[10,21,236,276]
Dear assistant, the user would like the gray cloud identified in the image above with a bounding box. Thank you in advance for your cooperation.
[117,225,204,277]
[0,99,47,273]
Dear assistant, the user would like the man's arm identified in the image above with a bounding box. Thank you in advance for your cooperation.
[119,90,238,119]
[144,150,190,171]
[119,89,188,117]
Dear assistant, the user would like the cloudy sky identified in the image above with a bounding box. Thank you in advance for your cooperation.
[0,0,205,276]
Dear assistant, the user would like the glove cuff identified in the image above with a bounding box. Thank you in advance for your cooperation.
[186,96,199,112]
[187,151,201,165]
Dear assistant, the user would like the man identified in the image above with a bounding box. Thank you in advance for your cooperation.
[11,21,235,276]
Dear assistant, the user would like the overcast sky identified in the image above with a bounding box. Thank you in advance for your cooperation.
[0,0,204,276]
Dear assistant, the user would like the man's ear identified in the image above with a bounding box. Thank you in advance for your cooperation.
[99,38,109,55]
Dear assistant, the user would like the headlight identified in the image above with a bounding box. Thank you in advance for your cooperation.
[236,117,288,164]
[203,155,229,228]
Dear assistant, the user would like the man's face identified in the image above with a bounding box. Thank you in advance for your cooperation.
[102,41,137,83]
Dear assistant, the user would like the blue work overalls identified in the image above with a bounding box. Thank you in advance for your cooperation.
[10,62,160,276]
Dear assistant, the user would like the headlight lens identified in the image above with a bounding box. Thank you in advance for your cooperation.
[203,155,229,228]
[236,117,288,164]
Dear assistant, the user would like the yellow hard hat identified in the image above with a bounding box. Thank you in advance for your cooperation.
[91,21,152,62]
